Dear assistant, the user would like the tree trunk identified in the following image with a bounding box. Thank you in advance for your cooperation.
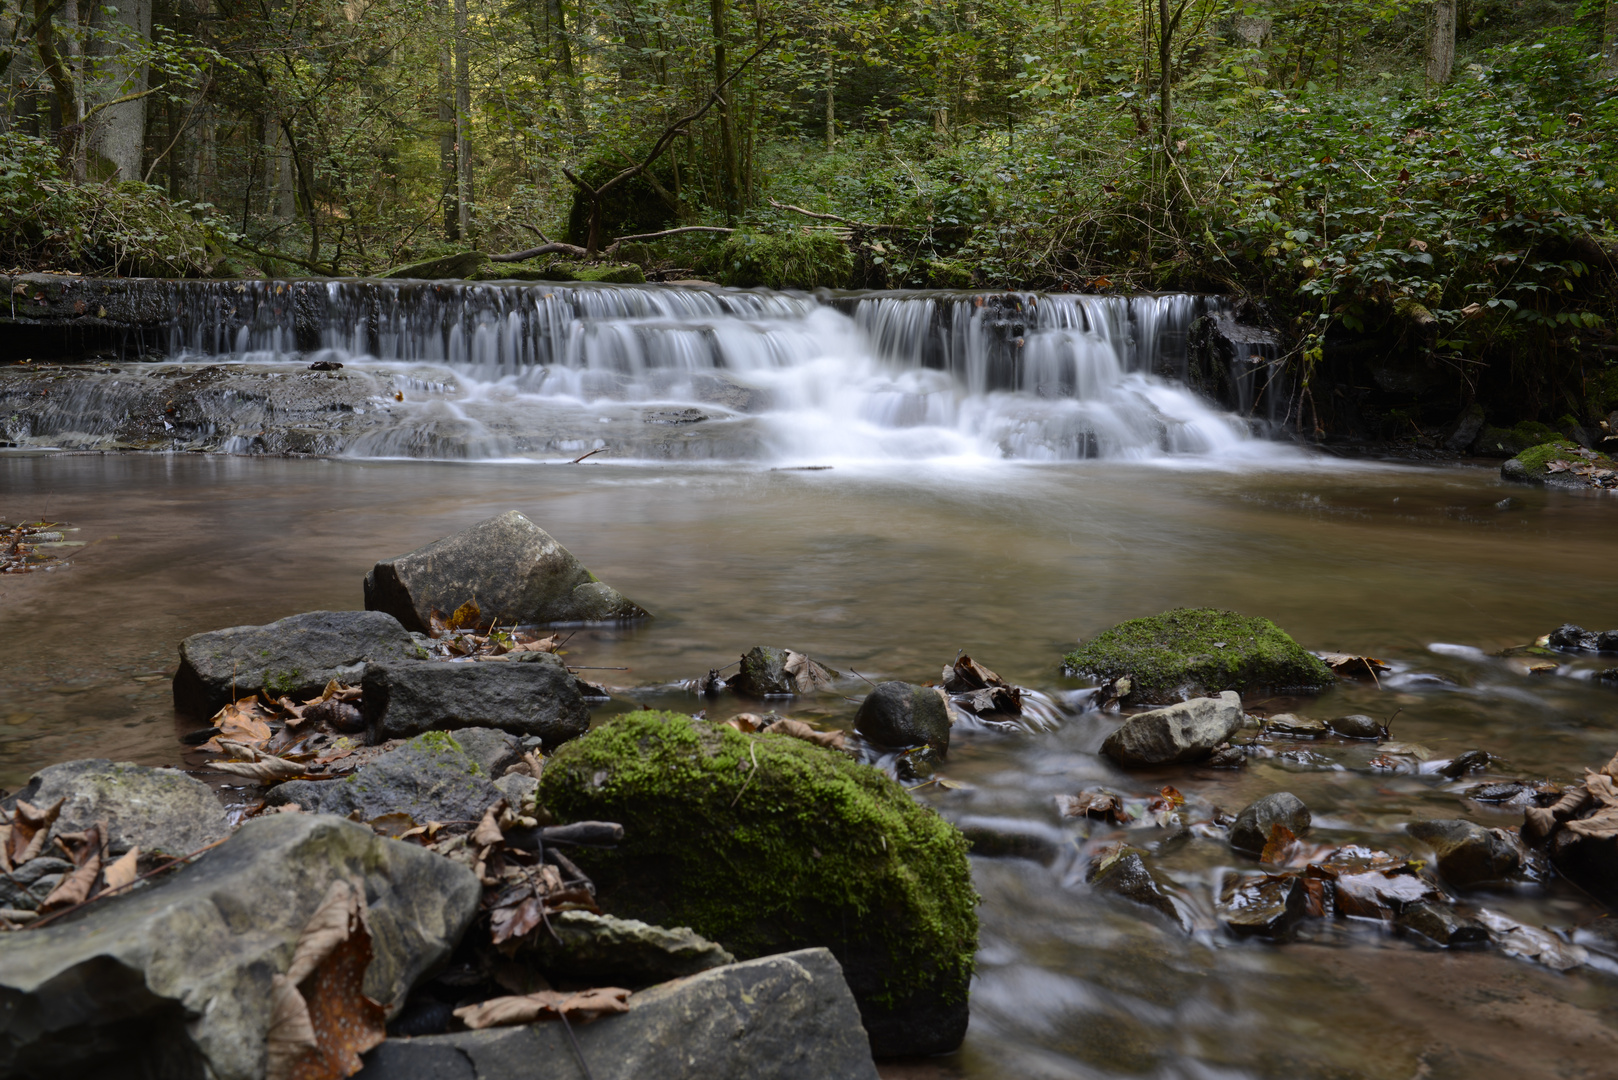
[1158,0,1172,154]
[454,0,472,241]
[821,50,834,153]
[711,0,738,221]
[1426,0,1456,86]
[1604,0,1618,75]
[85,0,151,180]
[547,0,583,143]
[436,0,458,239]
[33,0,85,178]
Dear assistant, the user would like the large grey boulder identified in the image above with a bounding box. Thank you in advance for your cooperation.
[2,759,229,857]
[268,731,506,824]
[173,609,424,716]
[1407,818,1522,888]
[363,511,649,633]
[1229,792,1312,854]
[361,656,591,747]
[1100,691,1244,767]
[521,910,735,987]
[0,813,480,1080]
[354,949,879,1080]
[854,682,952,755]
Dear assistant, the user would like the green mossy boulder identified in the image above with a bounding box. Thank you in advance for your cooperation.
[712,231,854,290]
[382,251,489,279]
[535,709,977,1057]
[1062,608,1334,706]
[1502,440,1617,488]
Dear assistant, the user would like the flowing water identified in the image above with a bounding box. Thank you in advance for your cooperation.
[2,282,1616,1079]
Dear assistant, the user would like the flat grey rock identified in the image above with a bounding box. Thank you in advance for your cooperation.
[521,910,735,986]
[173,609,423,716]
[1101,692,1244,767]
[355,949,879,1080]
[0,813,480,1080]
[2,759,229,857]
[268,731,505,824]
[363,510,649,632]
[362,658,590,747]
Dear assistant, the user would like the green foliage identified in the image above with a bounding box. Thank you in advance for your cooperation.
[711,230,854,289]
[0,133,228,276]
[536,710,977,1006]
[564,159,679,247]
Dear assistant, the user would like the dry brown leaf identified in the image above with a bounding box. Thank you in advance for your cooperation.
[1259,824,1299,865]
[1056,790,1133,825]
[782,650,835,694]
[1564,807,1618,840]
[213,756,305,785]
[472,805,506,850]
[723,713,764,733]
[0,824,11,874]
[1318,653,1392,678]
[40,852,101,912]
[204,696,275,753]
[266,879,386,1080]
[1585,771,1618,806]
[102,847,140,892]
[452,987,631,1031]
[507,635,561,654]
[7,798,64,865]
[1546,459,1571,473]
[767,718,846,750]
[366,813,417,839]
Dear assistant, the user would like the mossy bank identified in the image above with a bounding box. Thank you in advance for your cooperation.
[536,708,977,1056]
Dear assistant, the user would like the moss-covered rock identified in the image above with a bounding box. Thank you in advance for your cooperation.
[713,231,854,290]
[1502,440,1617,489]
[1471,419,1562,458]
[1062,608,1334,705]
[382,251,488,279]
[536,709,976,1057]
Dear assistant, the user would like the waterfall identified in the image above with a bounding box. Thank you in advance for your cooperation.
[7,280,1289,463]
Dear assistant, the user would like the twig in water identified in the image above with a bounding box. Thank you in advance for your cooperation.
[847,667,879,688]
[1362,656,1382,691]
[1383,707,1403,735]
[566,666,629,671]
[569,448,608,464]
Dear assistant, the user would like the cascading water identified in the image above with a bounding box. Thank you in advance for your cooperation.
[7,280,1292,463]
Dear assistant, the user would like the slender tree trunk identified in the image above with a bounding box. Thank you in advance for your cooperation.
[85,0,151,179]
[1158,0,1172,154]
[547,0,583,143]
[1603,0,1618,75]
[711,0,738,221]
[34,0,85,177]
[821,51,834,152]
[436,0,458,239]
[454,0,472,241]
[1426,0,1456,86]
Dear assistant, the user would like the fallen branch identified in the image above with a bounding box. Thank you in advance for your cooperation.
[230,238,336,276]
[490,242,588,263]
[767,199,909,234]
[612,225,735,244]
[569,447,608,464]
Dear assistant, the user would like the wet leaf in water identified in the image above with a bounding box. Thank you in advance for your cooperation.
[1260,824,1299,865]
[766,718,847,750]
[453,987,631,1030]
[1318,653,1391,679]
[1056,790,1133,825]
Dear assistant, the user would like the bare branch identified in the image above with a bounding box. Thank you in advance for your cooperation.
[612,225,734,244]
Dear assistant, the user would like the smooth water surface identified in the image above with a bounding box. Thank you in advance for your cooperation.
[2,452,1616,1079]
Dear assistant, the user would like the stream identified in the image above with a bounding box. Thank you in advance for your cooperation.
[2,281,1616,1079]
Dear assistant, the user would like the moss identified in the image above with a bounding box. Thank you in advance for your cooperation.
[573,264,645,285]
[925,258,974,289]
[1516,440,1614,473]
[1062,607,1334,704]
[262,668,305,696]
[536,710,976,1007]
[712,231,855,290]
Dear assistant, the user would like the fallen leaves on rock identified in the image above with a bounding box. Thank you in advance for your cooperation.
[0,520,79,574]
[4,797,63,867]
[1522,749,1618,842]
[942,654,1024,717]
[265,879,387,1080]
[452,986,631,1030]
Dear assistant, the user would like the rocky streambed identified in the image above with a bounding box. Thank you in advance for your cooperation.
[1,456,1617,1079]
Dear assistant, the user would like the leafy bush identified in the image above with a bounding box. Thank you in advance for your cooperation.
[711,230,855,289]
[1,132,228,276]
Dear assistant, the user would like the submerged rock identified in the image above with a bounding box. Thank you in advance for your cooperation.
[1100,691,1244,767]
[269,730,506,823]
[1086,845,1181,924]
[363,510,648,633]
[1326,714,1385,740]
[1062,608,1334,706]
[521,910,735,986]
[1265,713,1327,737]
[1395,901,1489,947]
[0,813,479,1080]
[536,710,976,1057]
[1407,819,1522,888]
[173,609,423,716]
[355,949,879,1080]
[1546,623,1618,653]
[1229,792,1311,855]
[731,646,836,697]
[1,759,229,857]
[1218,873,1308,938]
[956,816,1062,865]
[854,682,952,756]
[361,656,590,747]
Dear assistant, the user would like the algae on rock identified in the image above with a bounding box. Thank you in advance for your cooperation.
[535,709,976,1057]
[1063,608,1333,705]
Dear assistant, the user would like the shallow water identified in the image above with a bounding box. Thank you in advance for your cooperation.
[2,451,1616,1078]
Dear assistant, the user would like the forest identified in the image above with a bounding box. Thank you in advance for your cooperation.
[3,0,1618,436]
